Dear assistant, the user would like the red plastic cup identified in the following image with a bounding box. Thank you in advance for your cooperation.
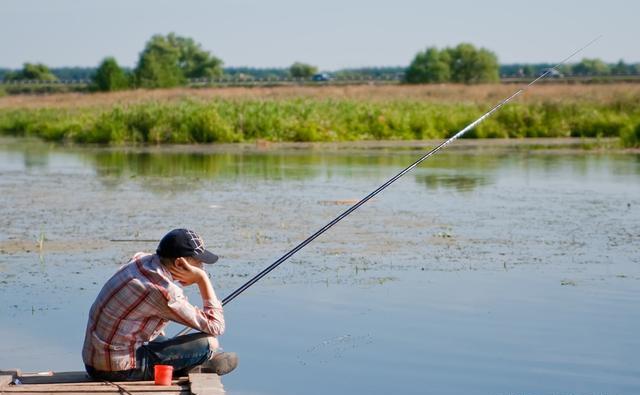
[154,364,173,386]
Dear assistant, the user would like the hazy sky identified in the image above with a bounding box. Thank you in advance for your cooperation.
[1,0,638,70]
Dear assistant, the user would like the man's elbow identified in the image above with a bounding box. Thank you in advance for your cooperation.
[206,319,225,337]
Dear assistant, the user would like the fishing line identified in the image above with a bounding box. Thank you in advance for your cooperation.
[176,36,601,337]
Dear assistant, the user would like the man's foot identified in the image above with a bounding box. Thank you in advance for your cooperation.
[200,352,238,375]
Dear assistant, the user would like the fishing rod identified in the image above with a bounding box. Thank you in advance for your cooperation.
[176,37,601,337]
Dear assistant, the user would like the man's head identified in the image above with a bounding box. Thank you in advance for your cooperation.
[156,228,219,266]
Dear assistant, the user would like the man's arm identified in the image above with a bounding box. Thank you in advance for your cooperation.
[170,258,215,300]
[166,258,225,336]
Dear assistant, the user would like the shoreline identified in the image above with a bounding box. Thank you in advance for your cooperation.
[2,136,638,154]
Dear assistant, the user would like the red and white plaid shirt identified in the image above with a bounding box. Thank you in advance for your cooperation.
[82,252,225,371]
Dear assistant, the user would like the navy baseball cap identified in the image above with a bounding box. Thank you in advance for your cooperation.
[156,229,219,264]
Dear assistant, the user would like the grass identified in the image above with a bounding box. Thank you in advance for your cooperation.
[0,84,639,146]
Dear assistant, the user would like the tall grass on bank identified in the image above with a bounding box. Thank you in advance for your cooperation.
[1,98,639,146]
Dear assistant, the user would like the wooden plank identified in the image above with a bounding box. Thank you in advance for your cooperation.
[12,371,92,384]
[188,373,225,395]
[26,379,188,387]
[1,370,20,388]
[1,369,199,395]
[1,375,15,388]
[1,392,190,395]
[3,383,186,392]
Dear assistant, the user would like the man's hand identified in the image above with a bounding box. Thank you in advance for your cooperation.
[169,257,206,286]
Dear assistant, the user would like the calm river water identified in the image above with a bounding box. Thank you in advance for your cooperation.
[0,138,639,395]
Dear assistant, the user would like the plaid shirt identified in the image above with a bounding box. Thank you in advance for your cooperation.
[82,252,225,371]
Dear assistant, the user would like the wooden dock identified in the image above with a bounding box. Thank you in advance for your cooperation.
[0,370,224,395]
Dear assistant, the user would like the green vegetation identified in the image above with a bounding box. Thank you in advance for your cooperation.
[91,57,130,91]
[405,48,450,83]
[4,63,58,81]
[406,44,499,84]
[572,58,611,75]
[1,97,638,147]
[500,59,640,77]
[134,33,223,88]
[289,62,318,78]
[331,67,405,80]
[2,60,640,85]
[48,66,98,80]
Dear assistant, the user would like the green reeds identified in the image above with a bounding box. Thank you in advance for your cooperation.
[1,97,639,146]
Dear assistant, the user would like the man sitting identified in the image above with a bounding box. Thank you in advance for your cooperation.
[82,228,237,380]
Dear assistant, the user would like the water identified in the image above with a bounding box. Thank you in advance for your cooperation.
[1,138,639,394]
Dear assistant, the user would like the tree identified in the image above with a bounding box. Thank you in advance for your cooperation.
[611,59,629,75]
[405,43,498,84]
[521,64,536,77]
[5,63,58,81]
[135,33,223,88]
[405,47,451,83]
[172,35,223,79]
[92,57,130,91]
[50,67,97,80]
[572,58,610,75]
[289,62,318,78]
[448,43,499,84]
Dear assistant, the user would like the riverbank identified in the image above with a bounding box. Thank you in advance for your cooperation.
[1,84,638,146]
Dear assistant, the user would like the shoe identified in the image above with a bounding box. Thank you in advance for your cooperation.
[200,352,238,375]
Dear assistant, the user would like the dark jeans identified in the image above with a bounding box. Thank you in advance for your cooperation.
[86,332,214,381]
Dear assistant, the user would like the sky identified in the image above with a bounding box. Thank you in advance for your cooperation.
[1,0,638,70]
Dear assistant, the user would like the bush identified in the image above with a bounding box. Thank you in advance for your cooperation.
[620,122,640,148]
[406,43,499,84]
[0,97,638,145]
[92,57,130,92]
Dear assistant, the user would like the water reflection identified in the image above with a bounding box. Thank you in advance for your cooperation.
[415,173,491,192]
[87,151,320,181]
[23,149,49,169]
[2,139,639,191]
[83,148,504,189]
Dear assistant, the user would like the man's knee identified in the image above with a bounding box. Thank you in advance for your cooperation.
[207,336,219,351]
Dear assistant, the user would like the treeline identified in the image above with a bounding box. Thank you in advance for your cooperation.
[405,44,640,83]
[0,64,407,83]
[500,59,640,77]
[1,33,639,91]
[1,33,225,92]
[0,66,98,81]
[2,61,639,84]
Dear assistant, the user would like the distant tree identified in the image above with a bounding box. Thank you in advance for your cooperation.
[135,34,186,88]
[224,67,290,79]
[289,62,318,78]
[405,47,451,83]
[572,58,610,75]
[500,63,555,77]
[135,33,223,88]
[333,66,406,80]
[173,35,223,79]
[447,43,499,84]
[521,64,536,77]
[51,67,98,80]
[5,63,58,81]
[611,59,629,75]
[92,57,130,91]
[405,43,498,84]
